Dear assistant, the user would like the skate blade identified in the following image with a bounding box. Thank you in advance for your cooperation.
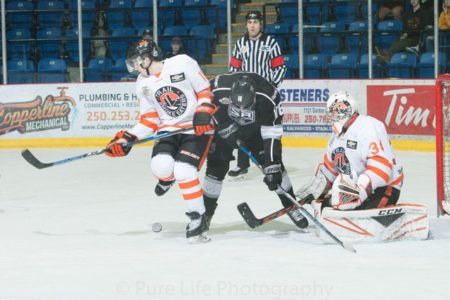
[228,174,247,182]
[188,233,211,244]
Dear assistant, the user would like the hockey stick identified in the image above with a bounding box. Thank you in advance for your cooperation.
[236,140,357,253]
[237,194,314,228]
[21,127,193,169]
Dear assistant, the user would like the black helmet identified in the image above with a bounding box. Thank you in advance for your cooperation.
[231,75,256,110]
[245,11,262,21]
[126,39,161,73]
[142,28,153,39]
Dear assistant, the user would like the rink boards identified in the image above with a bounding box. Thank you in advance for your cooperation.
[0,79,435,151]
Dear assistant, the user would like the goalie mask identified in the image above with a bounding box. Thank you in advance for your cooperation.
[228,76,257,125]
[126,39,161,75]
[326,91,358,135]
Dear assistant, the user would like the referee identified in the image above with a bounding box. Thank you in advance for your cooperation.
[228,10,287,177]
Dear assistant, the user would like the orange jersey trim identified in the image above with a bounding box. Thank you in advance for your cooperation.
[368,155,393,170]
[140,118,158,131]
[367,166,390,183]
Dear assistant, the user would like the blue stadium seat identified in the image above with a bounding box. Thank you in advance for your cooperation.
[160,0,182,7]
[37,27,62,58]
[185,0,208,5]
[110,58,128,81]
[182,9,203,27]
[265,23,290,34]
[37,0,65,28]
[305,4,321,25]
[375,20,403,50]
[278,2,298,25]
[164,25,188,36]
[66,27,91,63]
[107,0,132,30]
[188,25,215,61]
[347,21,367,54]
[283,53,298,78]
[387,52,417,78]
[265,23,290,52]
[304,53,328,78]
[8,58,35,83]
[109,27,135,60]
[131,11,152,28]
[417,52,446,78]
[328,53,357,78]
[7,1,34,29]
[333,2,358,23]
[38,58,68,82]
[208,0,232,29]
[134,0,153,8]
[7,28,32,58]
[318,22,345,54]
[358,53,383,78]
[69,0,96,29]
[290,24,317,54]
[84,58,113,82]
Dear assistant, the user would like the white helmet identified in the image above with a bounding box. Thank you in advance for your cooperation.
[326,91,358,134]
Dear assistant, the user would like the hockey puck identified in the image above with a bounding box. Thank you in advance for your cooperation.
[152,223,162,233]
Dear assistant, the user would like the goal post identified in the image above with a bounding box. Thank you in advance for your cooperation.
[436,74,450,216]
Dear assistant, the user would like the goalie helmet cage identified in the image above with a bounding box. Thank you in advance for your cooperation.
[436,74,450,216]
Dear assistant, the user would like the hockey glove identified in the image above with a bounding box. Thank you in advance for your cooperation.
[193,103,217,136]
[295,169,332,201]
[330,174,363,210]
[263,164,282,191]
[105,130,137,157]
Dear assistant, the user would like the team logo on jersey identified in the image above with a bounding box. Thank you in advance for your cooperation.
[260,46,270,51]
[332,147,352,175]
[346,140,357,149]
[170,73,185,83]
[228,105,255,126]
[142,86,151,96]
[155,86,188,117]
[241,46,249,54]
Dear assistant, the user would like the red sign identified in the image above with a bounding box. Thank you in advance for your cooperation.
[367,85,435,135]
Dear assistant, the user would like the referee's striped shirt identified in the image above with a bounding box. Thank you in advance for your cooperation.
[229,33,287,88]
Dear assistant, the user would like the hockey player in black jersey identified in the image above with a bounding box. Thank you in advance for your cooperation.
[193,72,308,229]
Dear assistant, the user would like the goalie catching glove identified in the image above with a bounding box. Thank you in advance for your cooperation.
[105,130,137,157]
[330,174,368,210]
[263,164,282,191]
[193,103,217,135]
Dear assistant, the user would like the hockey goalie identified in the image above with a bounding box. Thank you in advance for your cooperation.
[296,91,429,243]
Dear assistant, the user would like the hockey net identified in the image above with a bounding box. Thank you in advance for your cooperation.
[436,74,450,216]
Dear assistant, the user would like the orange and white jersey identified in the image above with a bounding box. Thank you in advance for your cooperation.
[129,54,212,138]
[320,114,403,198]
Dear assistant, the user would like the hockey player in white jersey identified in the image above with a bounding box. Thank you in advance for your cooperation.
[296,91,404,211]
[104,40,217,243]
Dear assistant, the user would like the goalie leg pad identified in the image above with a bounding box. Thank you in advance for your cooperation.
[312,201,429,243]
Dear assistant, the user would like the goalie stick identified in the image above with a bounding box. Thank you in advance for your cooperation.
[21,127,193,169]
[236,140,357,253]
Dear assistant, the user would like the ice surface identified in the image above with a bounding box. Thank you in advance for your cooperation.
[1,147,450,300]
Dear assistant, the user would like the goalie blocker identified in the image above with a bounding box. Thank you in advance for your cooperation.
[311,201,429,243]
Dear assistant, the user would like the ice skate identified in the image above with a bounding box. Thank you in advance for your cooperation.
[287,208,309,229]
[227,167,248,181]
[154,179,175,196]
[186,211,210,243]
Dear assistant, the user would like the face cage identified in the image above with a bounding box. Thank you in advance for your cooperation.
[126,55,149,73]
[328,101,353,124]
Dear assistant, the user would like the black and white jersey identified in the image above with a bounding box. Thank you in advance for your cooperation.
[229,33,287,88]
[210,72,284,164]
